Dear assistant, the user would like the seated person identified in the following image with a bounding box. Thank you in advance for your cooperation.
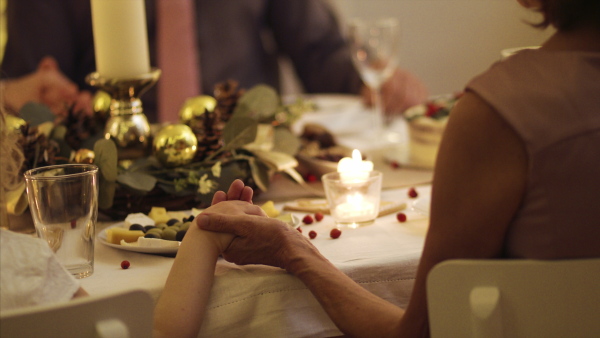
[192,0,600,336]
[153,179,260,338]
[1,0,427,122]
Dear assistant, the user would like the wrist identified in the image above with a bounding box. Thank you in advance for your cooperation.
[282,235,329,276]
[184,225,233,255]
[182,226,220,256]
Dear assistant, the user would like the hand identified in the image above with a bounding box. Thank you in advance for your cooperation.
[361,68,429,119]
[1,57,87,117]
[197,207,314,271]
[196,179,258,253]
[211,179,254,205]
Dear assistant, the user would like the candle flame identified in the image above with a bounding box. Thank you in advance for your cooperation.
[352,149,362,161]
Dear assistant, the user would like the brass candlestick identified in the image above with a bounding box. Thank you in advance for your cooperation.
[86,68,161,160]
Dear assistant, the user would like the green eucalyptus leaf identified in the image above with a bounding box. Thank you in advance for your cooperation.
[222,117,258,150]
[250,149,298,171]
[217,160,249,187]
[50,125,67,141]
[248,157,270,192]
[157,182,178,195]
[80,131,104,151]
[19,102,54,126]
[272,127,301,155]
[98,179,116,209]
[127,157,161,172]
[93,139,118,181]
[117,172,157,192]
[283,168,306,185]
[232,85,279,121]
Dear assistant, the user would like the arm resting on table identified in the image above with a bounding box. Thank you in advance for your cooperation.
[153,226,232,338]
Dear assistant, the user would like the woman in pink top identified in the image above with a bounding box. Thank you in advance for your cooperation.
[156,0,600,336]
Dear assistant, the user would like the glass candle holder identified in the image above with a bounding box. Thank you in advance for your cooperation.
[322,171,383,228]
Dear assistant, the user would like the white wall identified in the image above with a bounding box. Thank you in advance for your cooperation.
[329,0,554,95]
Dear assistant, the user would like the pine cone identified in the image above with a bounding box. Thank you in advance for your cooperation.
[194,109,224,161]
[19,124,60,171]
[63,107,107,150]
[213,80,245,123]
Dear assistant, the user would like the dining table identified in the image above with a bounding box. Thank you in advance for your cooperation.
[80,95,435,337]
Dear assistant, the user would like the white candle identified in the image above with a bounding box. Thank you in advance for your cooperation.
[91,0,151,78]
[337,149,373,184]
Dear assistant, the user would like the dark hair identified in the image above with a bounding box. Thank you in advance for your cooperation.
[536,0,600,30]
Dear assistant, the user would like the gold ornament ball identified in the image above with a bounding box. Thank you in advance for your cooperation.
[92,90,112,118]
[153,124,198,167]
[179,95,217,124]
[73,149,96,164]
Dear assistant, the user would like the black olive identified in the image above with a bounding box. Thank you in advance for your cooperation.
[129,224,145,232]
[175,229,187,241]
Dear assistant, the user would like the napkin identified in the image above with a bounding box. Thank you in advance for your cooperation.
[0,229,80,311]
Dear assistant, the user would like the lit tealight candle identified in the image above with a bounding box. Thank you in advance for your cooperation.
[334,192,376,223]
[91,0,151,78]
[337,149,373,184]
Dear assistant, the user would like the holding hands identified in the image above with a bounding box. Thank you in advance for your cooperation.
[199,179,262,253]
[198,180,315,272]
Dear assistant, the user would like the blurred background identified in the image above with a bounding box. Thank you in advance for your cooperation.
[280,0,554,96]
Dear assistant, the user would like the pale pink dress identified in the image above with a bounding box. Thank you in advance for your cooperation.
[467,49,600,259]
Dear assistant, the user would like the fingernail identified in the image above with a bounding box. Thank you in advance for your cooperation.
[196,214,209,228]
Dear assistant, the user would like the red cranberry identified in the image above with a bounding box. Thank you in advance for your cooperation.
[314,212,324,222]
[121,260,130,269]
[396,212,407,223]
[309,230,317,239]
[302,215,314,225]
[408,187,418,198]
[330,228,342,239]
[306,174,318,183]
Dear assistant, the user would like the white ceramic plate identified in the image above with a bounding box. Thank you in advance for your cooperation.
[291,94,371,136]
[98,223,180,255]
[411,196,431,216]
[98,214,300,255]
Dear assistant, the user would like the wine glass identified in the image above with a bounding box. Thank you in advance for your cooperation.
[348,18,401,141]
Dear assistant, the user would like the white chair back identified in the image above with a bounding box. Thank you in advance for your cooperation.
[427,259,600,338]
[0,289,153,338]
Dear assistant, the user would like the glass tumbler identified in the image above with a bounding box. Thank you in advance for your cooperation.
[24,164,99,278]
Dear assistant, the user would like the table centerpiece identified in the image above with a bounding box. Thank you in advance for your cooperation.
[3,80,314,220]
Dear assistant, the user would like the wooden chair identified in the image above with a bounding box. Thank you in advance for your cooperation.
[427,259,600,338]
[0,289,153,338]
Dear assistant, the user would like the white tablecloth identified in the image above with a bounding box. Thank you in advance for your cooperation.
[81,186,429,337]
[82,96,433,337]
